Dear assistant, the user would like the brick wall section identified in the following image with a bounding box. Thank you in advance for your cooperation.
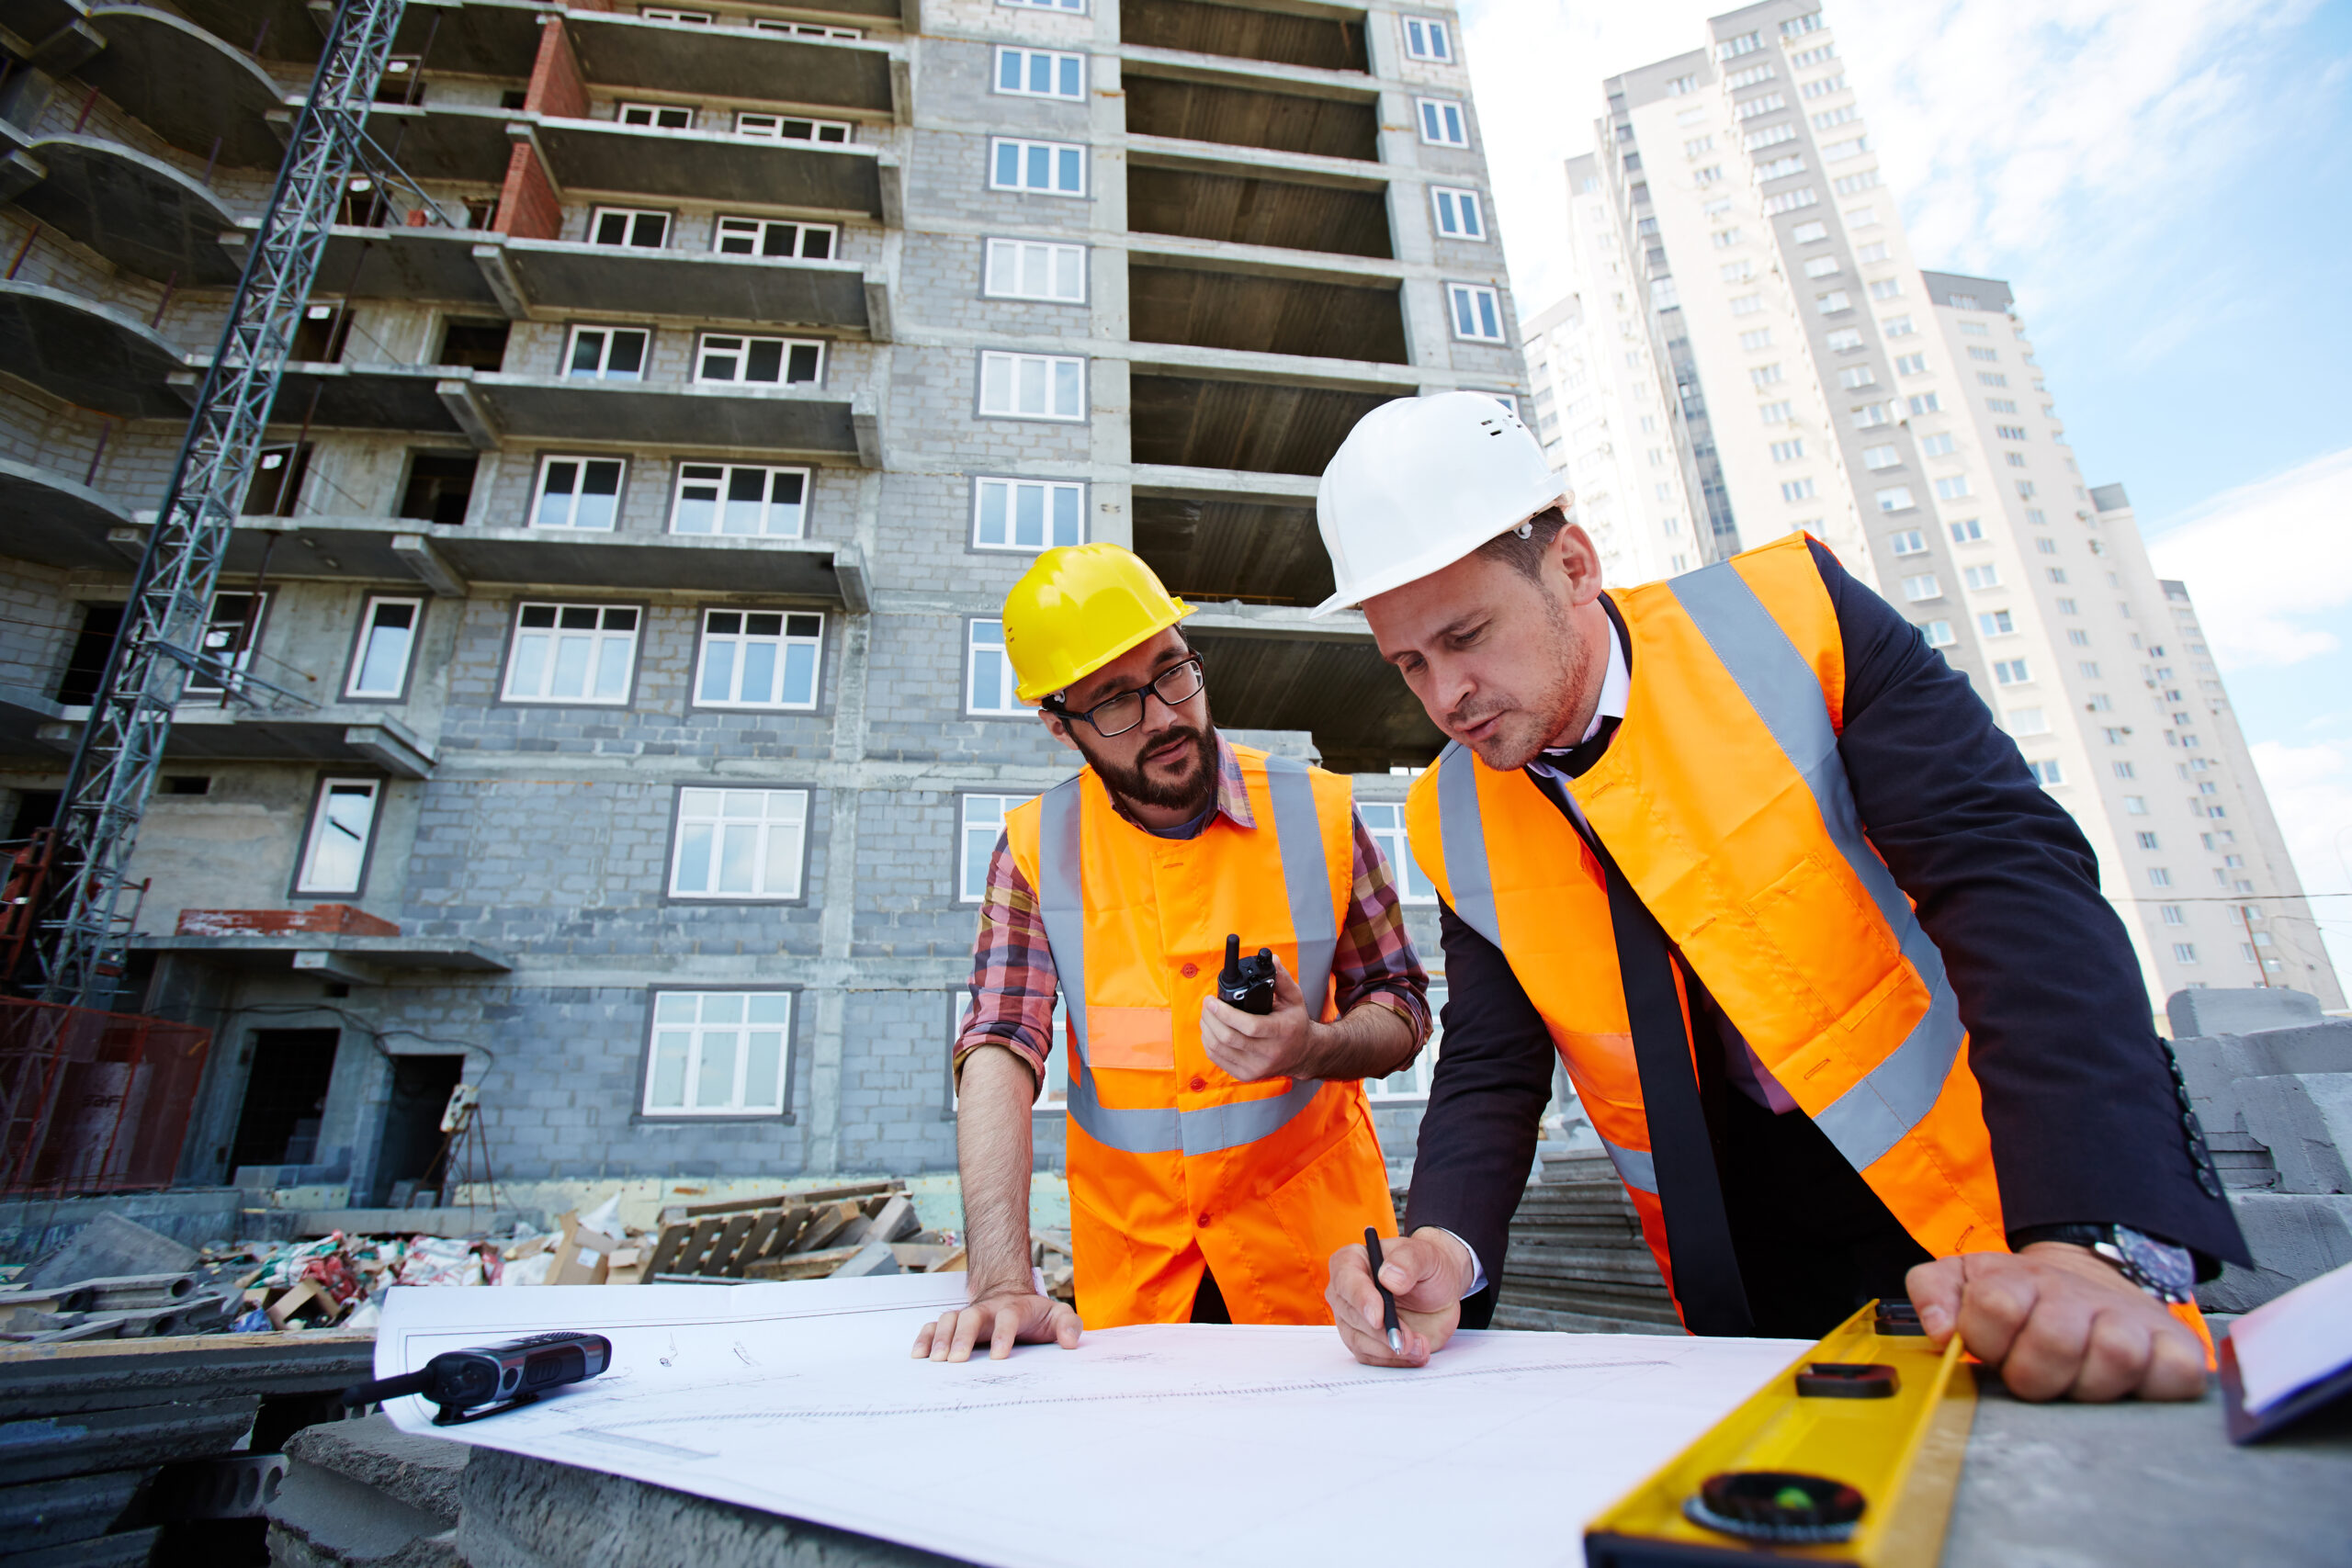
[492,144,562,241]
[524,18,590,120]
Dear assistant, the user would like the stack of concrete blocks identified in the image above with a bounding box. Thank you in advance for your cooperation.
[2167,987,2352,1312]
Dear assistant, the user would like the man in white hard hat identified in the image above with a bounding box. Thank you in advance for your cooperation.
[1314,390,2246,1402]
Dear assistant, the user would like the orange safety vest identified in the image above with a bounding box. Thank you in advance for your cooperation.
[1003,742,1396,1328]
[1407,536,2215,1353]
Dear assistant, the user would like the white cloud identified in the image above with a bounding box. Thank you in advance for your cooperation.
[2246,738,2352,989]
[1457,0,2325,328]
[2146,446,2352,669]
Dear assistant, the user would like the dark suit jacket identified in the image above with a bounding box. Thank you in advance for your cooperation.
[1404,539,2250,1331]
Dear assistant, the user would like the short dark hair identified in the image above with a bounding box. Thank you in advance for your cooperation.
[1471,505,1569,582]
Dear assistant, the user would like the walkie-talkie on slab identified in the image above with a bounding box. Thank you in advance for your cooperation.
[1216,933,1277,1015]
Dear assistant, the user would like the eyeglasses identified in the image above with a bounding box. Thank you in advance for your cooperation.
[1051,655,1205,738]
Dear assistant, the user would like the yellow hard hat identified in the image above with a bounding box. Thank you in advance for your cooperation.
[1001,544,1193,706]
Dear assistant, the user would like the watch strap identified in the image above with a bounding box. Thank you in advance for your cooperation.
[2011,1223,2196,1305]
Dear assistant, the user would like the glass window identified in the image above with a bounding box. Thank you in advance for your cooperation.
[1919,620,1955,648]
[978,351,1085,420]
[1357,802,1433,904]
[640,7,715,20]
[994,46,1085,99]
[973,478,1084,551]
[670,790,808,899]
[590,207,670,248]
[736,112,852,143]
[185,591,266,695]
[345,597,421,699]
[1446,283,1505,342]
[984,238,1087,302]
[644,990,792,1115]
[1977,610,2016,637]
[1416,98,1468,147]
[999,0,1085,11]
[1964,564,2000,590]
[2027,759,2063,786]
[1402,17,1452,61]
[989,137,1087,196]
[564,325,649,381]
[959,794,1023,902]
[1874,486,1915,513]
[1935,476,1973,501]
[297,777,381,895]
[503,603,639,704]
[967,619,1021,715]
[750,17,861,36]
[1430,186,1485,240]
[671,463,808,537]
[695,333,823,385]
[618,102,694,129]
[714,215,835,260]
[695,610,822,708]
[531,456,626,530]
[1900,574,1939,603]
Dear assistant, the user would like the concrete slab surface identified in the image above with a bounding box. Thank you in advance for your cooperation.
[533,119,887,217]
[472,377,861,453]
[502,241,872,329]
[564,15,896,115]
[0,457,137,570]
[80,6,287,167]
[15,134,246,287]
[0,281,191,420]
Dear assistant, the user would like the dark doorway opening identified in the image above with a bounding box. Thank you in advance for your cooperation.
[7,790,61,843]
[368,1055,464,1206]
[229,1029,341,1175]
[435,318,510,371]
[398,452,479,524]
[53,604,124,706]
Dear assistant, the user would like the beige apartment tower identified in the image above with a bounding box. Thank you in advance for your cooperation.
[1537,0,2342,1011]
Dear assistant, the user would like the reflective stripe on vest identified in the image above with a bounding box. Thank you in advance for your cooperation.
[1036,754,1337,1157]
[1600,1137,1657,1195]
[1668,562,1967,1175]
[1431,562,1968,1182]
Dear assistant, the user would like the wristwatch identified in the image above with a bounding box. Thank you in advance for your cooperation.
[2010,1223,2196,1305]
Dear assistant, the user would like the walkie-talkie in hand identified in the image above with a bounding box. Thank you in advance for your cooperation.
[1216,933,1277,1015]
[344,1331,613,1426]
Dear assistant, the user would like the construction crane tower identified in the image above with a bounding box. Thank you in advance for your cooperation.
[32,0,411,1005]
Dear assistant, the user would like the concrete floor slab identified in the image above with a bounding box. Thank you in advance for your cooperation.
[533,119,888,217]
[472,377,862,455]
[0,456,139,571]
[503,241,873,330]
[0,280,190,420]
[79,6,288,169]
[565,16,897,117]
[15,135,246,287]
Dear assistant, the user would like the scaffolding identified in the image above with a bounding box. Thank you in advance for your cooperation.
[35,0,410,1006]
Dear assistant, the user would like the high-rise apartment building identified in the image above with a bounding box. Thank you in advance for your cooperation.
[1544,0,2342,1012]
[0,0,1521,1205]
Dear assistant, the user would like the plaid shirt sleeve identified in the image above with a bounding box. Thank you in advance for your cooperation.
[953,830,1058,1098]
[1332,806,1433,1048]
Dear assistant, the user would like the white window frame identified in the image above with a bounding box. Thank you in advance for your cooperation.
[186,591,267,695]
[1900,574,1940,604]
[1446,282,1505,343]
[999,0,1085,11]
[668,789,809,900]
[1416,97,1468,147]
[1963,564,2001,591]
[983,238,1087,302]
[958,793,1023,902]
[693,332,825,386]
[1357,802,1434,905]
[1873,485,1915,513]
[993,46,1086,99]
[530,455,627,531]
[989,137,1088,197]
[296,776,382,896]
[617,101,695,130]
[639,7,714,23]
[642,990,793,1117]
[589,206,670,249]
[563,324,650,381]
[751,17,862,37]
[503,602,641,705]
[736,112,854,144]
[1402,16,1453,62]
[670,462,809,538]
[692,609,823,709]
[978,350,1086,421]
[973,477,1085,552]
[1920,620,1956,648]
[967,618,1023,716]
[1888,530,1927,558]
[714,215,837,260]
[345,595,423,700]
[1430,186,1486,240]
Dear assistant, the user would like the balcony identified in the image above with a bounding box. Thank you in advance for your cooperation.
[1132,474,1332,609]
[10,134,246,287]
[356,103,514,183]
[131,931,514,986]
[0,686,71,761]
[1128,367,1406,475]
[1123,62,1378,161]
[35,705,437,776]
[109,514,873,605]
[459,375,876,460]
[1186,609,1440,774]
[494,240,882,331]
[527,117,897,219]
[1129,254,1405,364]
[0,281,189,420]
[0,456,140,572]
[1126,160,1392,258]
[77,5,288,169]
[1122,0,1367,73]
[562,14,905,121]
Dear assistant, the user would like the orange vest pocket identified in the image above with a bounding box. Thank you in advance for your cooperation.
[1088,1006,1175,1071]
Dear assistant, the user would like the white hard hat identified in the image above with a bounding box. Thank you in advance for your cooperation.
[1310,390,1568,618]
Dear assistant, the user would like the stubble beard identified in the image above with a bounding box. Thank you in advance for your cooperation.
[1457,592,1593,773]
[1077,717,1219,818]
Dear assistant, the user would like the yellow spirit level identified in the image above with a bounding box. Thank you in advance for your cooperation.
[1585,1302,1975,1567]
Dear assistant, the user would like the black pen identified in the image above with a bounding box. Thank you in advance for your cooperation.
[1364,1226,1402,1354]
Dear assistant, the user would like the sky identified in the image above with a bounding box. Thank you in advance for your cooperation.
[1456,0,2352,986]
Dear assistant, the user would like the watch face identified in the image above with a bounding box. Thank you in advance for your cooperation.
[2110,1226,2196,1303]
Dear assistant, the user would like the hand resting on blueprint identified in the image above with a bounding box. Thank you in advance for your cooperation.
[1906,1242,2207,1403]
[912,1288,1082,1363]
[1325,1226,1476,1368]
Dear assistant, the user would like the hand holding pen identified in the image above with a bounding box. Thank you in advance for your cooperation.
[1324,1227,1476,1369]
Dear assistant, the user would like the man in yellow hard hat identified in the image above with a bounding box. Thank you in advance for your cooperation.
[913,543,1432,1361]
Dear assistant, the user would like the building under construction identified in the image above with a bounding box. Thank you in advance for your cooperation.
[0,0,1528,1211]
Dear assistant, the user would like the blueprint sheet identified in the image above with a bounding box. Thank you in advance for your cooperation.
[379,1276,1805,1568]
